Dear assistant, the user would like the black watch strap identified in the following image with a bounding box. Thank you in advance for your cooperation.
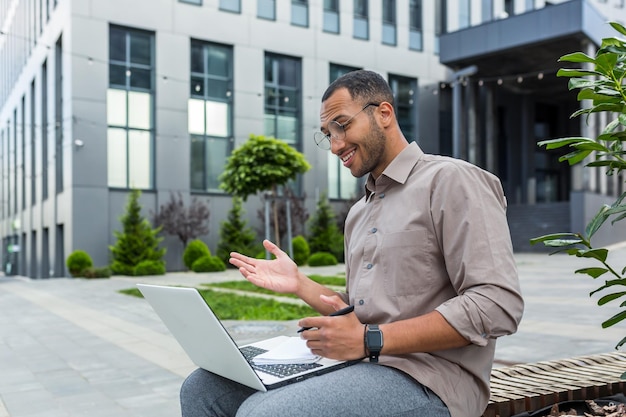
[365,324,384,363]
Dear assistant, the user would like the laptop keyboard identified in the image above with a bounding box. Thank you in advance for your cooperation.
[239,345,323,379]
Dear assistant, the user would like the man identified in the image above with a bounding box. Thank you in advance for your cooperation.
[180,70,524,417]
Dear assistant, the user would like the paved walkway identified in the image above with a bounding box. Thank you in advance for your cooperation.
[1,250,626,416]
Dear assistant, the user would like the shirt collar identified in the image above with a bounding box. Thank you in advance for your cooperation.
[365,142,423,199]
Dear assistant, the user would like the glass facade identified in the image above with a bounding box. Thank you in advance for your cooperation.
[264,54,301,148]
[328,64,361,200]
[353,0,369,40]
[107,26,154,189]
[292,0,309,27]
[189,40,233,192]
[409,0,423,51]
[219,0,240,13]
[382,0,397,46]
[389,74,418,143]
[323,0,339,33]
[258,0,276,20]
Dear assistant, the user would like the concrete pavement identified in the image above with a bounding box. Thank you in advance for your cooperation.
[1,249,626,416]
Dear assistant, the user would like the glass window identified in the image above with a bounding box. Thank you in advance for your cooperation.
[382,0,396,46]
[188,98,205,134]
[220,0,240,13]
[258,0,276,20]
[291,0,308,27]
[41,61,48,200]
[128,130,151,189]
[458,0,470,29]
[482,0,493,22]
[107,89,127,126]
[434,0,447,54]
[128,91,151,130]
[389,74,417,143]
[328,64,361,200]
[353,0,369,40]
[189,40,233,192]
[323,0,339,33]
[107,128,128,188]
[409,0,423,51]
[264,54,301,147]
[107,26,154,189]
[179,0,202,4]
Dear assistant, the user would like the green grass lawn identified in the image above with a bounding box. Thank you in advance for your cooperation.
[120,274,345,321]
[120,287,318,320]
[202,274,346,299]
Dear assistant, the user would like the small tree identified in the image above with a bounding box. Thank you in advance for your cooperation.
[219,134,311,247]
[110,189,166,275]
[152,191,210,248]
[531,22,626,352]
[308,192,344,262]
[216,196,259,267]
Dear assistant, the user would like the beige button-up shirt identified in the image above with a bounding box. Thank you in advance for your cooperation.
[340,142,524,417]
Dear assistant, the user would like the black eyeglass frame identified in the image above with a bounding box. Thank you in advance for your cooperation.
[314,102,380,150]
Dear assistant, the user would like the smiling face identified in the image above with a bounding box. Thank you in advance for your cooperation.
[320,88,389,179]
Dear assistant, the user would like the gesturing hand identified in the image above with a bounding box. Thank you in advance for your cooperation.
[229,240,300,294]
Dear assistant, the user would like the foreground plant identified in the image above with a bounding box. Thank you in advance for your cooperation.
[530,22,626,351]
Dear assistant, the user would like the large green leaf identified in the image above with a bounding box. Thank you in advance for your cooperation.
[558,68,602,78]
[538,137,593,149]
[558,149,591,165]
[572,142,608,152]
[575,267,609,278]
[529,233,582,245]
[576,247,609,262]
[558,52,596,63]
[585,206,612,238]
[598,291,626,305]
[602,309,626,328]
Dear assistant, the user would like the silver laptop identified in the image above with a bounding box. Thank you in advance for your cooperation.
[136,284,360,391]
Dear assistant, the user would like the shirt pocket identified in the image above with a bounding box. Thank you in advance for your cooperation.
[381,229,433,297]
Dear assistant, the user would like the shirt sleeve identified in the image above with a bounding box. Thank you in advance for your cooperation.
[432,162,524,346]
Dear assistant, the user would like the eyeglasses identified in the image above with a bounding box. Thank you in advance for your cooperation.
[314,102,380,150]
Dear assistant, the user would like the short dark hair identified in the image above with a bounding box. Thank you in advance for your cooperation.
[322,70,395,107]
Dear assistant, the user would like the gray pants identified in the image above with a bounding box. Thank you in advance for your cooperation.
[180,363,451,417]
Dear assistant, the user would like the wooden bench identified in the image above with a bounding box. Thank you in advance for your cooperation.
[482,351,626,417]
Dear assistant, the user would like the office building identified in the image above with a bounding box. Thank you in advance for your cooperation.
[0,0,623,277]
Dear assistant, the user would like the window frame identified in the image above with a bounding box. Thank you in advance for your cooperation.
[189,40,234,193]
[353,0,370,40]
[107,25,156,190]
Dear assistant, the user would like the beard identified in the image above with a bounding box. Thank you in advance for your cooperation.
[350,122,387,178]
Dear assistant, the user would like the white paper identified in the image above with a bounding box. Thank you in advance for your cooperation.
[252,337,320,365]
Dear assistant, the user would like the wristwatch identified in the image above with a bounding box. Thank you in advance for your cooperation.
[365,324,384,363]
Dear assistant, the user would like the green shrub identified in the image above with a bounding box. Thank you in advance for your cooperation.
[183,239,210,270]
[192,255,226,272]
[292,235,310,266]
[109,189,166,276]
[66,250,93,277]
[308,252,338,267]
[133,260,166,276]
[255,251,276,260]
[308,193,345,262]
[216,196,259,267]
[82,266,112,279]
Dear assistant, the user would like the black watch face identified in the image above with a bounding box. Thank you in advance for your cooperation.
[367,330,383,350]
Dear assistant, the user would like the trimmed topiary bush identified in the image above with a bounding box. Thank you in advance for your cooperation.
[66,250,93,277]
[82,266,112,279]
[292,235,310,266]
[308,252,338,267]
[192,255,226,273]
[133,260,166,276]
[183,239,210,270]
